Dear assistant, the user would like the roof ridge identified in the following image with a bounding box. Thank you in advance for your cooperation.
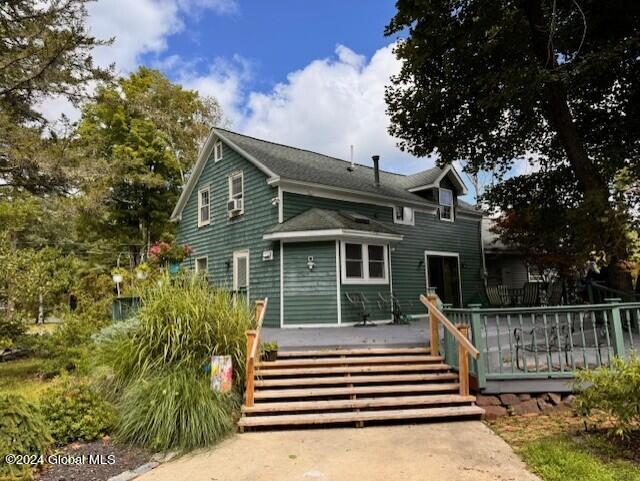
[213,127,438,178]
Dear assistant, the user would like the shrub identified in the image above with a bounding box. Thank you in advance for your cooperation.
[117,368,238,452]
[40,376,116,446]
[0,316,26,350]
[0,394,51,481]
[574,354,640,438]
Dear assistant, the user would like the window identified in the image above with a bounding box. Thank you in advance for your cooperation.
[195,257,208,274]
[198,187,210,226]
[228,171,244,216]
[439,188,454,221]
[341,242,388,284]
[393,206,414,225]
[214,141,223,162]
[233,250,249,293]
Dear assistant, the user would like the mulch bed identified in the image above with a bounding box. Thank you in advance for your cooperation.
[35,437,151,481]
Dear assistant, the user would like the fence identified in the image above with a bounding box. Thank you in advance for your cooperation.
[441,299,640,390]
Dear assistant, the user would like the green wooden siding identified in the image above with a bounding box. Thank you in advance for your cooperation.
[283,241,337,325]
[283,192,484,315]
[341,283,391,323]
[176,142,281,327]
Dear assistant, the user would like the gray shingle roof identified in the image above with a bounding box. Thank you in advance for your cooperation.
[215,128,453,205]
[266,208,400,235]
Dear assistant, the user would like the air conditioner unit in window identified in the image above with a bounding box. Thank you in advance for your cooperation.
[227,198,243,217]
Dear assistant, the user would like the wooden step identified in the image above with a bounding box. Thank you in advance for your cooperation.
[256,363,451,377]
[243,394,476,414]
[258,355,444,368]
[254,383,460,400]
[277,347,429,358]
[255,372,459,388]
[238,405,485,427]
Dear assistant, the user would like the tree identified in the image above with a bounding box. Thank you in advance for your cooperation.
[385,1,639,266]
[75,67,224,264]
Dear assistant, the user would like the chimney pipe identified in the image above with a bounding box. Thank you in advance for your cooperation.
[372,155,380,187]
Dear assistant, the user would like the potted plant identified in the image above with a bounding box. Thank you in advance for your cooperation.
[262,341,278,362]
[135,262,152,280]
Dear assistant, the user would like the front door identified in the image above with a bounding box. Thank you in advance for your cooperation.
[425,252,462,307]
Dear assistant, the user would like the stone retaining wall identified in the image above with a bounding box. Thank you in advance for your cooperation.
[477,392,576,420]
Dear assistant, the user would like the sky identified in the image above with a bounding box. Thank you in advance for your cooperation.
[40,0,530,201]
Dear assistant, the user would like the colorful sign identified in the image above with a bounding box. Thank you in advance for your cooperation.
[211,355,233,393]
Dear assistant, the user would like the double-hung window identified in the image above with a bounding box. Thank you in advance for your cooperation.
[341,242,388,284]
[198,186,210,227]
[439,188,454,221]
[214,141,223,162]
[228,171,244,216]
[195,257,208,274]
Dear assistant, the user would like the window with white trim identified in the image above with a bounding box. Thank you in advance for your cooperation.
[233,250,249,293]
[214,141,223,162]
[198,187,210,226]
[439,188,454,221]
[195,256,208,274]
[341,242,389,284]
[393,206,414,225]
[227,171,244,216]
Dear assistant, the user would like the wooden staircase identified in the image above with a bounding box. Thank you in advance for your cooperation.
[238,346,484,430]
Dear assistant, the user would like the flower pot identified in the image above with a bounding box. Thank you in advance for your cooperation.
[262,349,278,362]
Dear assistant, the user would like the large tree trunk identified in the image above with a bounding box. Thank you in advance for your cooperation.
[522,0,625,258]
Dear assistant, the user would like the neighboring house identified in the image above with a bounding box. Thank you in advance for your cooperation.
[482,218,542,289]
[171,128,484,327]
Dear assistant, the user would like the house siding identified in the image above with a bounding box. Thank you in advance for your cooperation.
[283,192,484,315]
[283,241,337,325]
[176,142,281,327]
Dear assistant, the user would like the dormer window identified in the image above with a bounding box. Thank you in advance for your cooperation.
[393,206,414,225]
[439,188,454,222]
[214,141,223,162]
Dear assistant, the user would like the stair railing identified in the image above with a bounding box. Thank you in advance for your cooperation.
[244,297,268,407]
[420,294,480,396]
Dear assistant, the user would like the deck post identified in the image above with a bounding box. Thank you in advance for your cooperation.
[245,330,256,407]
[427,294,440,357]
[457,324,470,396]
[606,298,625,358]
[468,304,486,390]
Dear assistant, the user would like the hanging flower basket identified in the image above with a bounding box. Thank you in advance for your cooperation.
[148,241,193,268]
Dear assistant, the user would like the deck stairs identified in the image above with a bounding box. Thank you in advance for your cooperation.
[238,346,484,430]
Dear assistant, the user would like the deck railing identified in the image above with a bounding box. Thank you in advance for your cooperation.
[443,299,640,389]
[244,298,268,407]
[420,294,480,396]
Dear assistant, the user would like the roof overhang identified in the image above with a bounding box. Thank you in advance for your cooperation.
[263,229,404,243]
[170,127,279,222]
[407,164,468,196]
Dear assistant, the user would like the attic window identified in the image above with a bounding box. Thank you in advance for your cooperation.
[214,141,223,162]
[439,188,454,222]
[394,206,414,225]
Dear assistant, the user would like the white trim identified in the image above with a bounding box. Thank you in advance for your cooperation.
[279,241,284,328]
[407,164,468,195]
[277,186,283,223]
[335,240,342,325]
[263,229,403,242]
[341,241,389,285]
[424,250,463,307]
[197,186,211,227]
[388,245,394,317]
[232,250,249,294]
[228,170,245,216]
[438,188,455,222]
[393,206,415,225]
[194,256,208,273]
[214,140,223,162]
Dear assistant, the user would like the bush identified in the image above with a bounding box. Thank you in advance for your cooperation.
[575,354,640,437]
[40,376,116,446]
[0,394,51,481]
[93,275,253,451]
[0,316,26,350]
[117,368,238,451]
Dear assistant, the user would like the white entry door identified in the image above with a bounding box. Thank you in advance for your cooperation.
[233,250,249,296]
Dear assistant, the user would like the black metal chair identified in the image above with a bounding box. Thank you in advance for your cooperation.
[377,292,407,324]
[345,292,373,327]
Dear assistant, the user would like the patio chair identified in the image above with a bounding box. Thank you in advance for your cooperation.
[377,292,408,324]
[344,292,373,327]
[521,282,540,307]
[498,285,512,306]
[486,286,504,307]
[546,281,564,306]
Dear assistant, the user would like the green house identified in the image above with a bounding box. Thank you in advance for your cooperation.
[171,128,484,328]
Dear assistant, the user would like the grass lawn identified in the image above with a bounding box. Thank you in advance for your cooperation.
[0,357,52,401]
[489,413,640,481]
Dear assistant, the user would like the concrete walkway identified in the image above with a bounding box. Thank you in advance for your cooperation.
[138,422,540,481]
